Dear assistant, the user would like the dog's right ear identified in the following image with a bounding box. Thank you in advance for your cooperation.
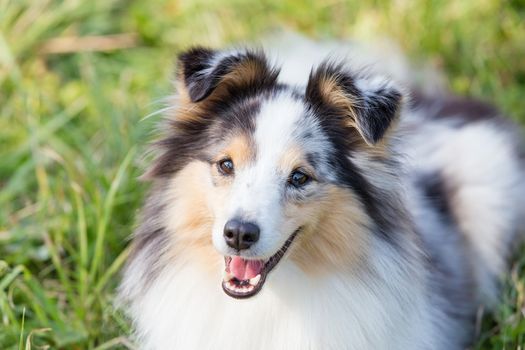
[176,47,279,103]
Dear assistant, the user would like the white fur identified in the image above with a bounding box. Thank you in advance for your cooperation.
[125,239,445,350]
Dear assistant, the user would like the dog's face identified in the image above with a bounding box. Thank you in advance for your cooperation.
[148,47,402,298]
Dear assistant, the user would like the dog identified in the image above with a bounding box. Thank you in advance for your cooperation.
[119,38,525,349]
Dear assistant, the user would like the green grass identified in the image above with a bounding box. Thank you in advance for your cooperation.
[0,0,524,348]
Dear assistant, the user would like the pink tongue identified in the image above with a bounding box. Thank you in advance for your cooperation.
[230,257,264,280]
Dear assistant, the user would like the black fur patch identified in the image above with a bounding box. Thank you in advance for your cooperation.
[417,172,455,224]
[358,86,402,143]
[410,90,500,126]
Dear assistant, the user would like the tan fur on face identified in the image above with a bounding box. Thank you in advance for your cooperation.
[220,134,254,168]
[273,134,373,274]
[164,161,222,273]
[289,185,372,274]
[278,144,373,274]
[278,144,315,175]
[163,133,254,273]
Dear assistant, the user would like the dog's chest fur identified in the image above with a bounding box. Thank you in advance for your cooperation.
[127,245,454,350]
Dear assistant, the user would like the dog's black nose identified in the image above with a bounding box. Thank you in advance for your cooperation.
[223,219,260,250]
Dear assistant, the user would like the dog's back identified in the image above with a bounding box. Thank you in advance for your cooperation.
[403,93,525,305]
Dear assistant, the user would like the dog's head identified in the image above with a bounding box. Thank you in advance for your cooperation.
[146,47,403,298]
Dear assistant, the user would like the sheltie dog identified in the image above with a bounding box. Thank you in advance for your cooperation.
[119,37,525,349]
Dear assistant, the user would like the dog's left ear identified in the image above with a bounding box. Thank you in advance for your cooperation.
[177,47,279,103]
[306,62,403,145]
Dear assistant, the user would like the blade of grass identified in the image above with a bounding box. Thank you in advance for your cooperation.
[0,265,24,291]
[89,147,136,282]
[18,307,25,350]
[14,274,53,326]
[24,327,51,350]
[86,245,131,308]
[92,336,136,350]
[1,289,18,325]
[72,182,89,314]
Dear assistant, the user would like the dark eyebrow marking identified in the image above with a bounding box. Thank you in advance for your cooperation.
[305,152,320,168]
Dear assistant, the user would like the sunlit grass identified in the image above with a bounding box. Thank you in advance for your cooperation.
[0,0,524,348]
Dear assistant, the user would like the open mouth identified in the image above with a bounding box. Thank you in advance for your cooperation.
[222,229,300,299]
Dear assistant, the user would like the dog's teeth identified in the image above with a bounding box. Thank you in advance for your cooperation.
[249,275,261,286]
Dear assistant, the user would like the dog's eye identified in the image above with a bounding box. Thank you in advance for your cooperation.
[288,170,310,188]
[218,158,234,175]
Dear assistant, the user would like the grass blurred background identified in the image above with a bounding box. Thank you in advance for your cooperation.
[0,0,524,348]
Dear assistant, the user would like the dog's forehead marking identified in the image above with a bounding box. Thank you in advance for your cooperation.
[253,94,306,166]
[250,93,333,181]
[223,94,306,221]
